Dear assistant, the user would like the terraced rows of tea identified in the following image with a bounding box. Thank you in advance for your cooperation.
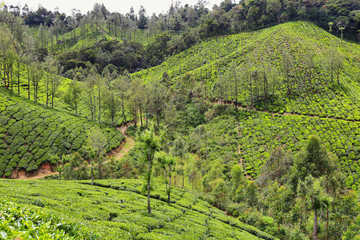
[0,200,93,239]
[193,108,360,189]
[0,89,124,178]
[0,179,276,239]
[134,21,360,119]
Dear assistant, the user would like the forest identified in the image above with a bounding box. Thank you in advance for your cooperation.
[0,0,360,239]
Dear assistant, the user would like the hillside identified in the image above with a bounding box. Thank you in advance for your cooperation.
[0,88,124,178]
[134,21,360,120]
[132,21,360,187]
[0,179,277,240]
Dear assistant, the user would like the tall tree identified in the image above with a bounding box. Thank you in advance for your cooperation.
[172,137,187,189]
[87,126,107,185]
[112,73,131,123]
[29,62,42,102]
[266,0,282,23]
[104,87,120,127]
[146,79,167,126]
[43,55,57,106]
[229,61,239,105]
[139,127,159,214]
[83,70,97,121]
[282,50,294,96]
[156,151,176,204]
[64,80,82,115]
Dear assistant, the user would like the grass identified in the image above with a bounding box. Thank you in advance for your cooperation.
[0,179,277,240]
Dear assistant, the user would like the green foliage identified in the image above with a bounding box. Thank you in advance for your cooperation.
[0,179,276,240]
[0,89,123,177]
[0,200,93,239]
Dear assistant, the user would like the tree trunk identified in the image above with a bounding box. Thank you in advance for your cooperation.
[75,96,78,116]
[156,109,160,126]
[122,94,126,123]
[182,162,184,189]
[165,169,168,193]
[91,164,94,186]
[313,208,318,240]
[140,104,143,126]
[326,208,329,240]
[98,161,102,179]
[235,75,238,105]
[17,60,20,95]
[168,165,171,204]
[10,65,13,93]
[147,146,152,214]
[46,78,49,106]
[98,86,101,123]
[27,65,30,100]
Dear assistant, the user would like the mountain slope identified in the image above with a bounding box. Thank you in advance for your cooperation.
[0,88,124,178]
[134,21,360,119]
[0,179,277,240]
[132,21,360,188]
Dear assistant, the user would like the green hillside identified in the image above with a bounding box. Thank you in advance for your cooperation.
[134,21,360,119]
[0,179,276,240]
[0,88,124,178]
[132,21,360,187]
[186,107,360,188]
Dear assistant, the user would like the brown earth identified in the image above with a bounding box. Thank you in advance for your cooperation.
[11,122,135,180]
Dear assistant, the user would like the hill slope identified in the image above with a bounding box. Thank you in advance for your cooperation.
[134,21,360,119]
[0,179,277,240]
[0,88,124,178]
[132,21,360,188]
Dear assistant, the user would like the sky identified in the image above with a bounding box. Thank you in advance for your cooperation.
[4,0,227,16]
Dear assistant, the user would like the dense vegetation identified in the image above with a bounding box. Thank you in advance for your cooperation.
[1,0,360,239]
[4,0,359,76]
[0,179,276,239]
[0,200,94,239]
[0,88,124,178]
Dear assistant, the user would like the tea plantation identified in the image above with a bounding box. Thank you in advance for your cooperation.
[0,200,95,239]
[0,88,124,178]
[187,108,360,188]
[133,21,360,187]
[133,21,360,119]
[0,179,277,239]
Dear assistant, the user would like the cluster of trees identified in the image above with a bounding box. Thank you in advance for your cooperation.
[10,0,359,41]
[51,126,108,184]
[199,0,360,41]
[59,39,146,74]
[212,48,345,109]
[3,0,357,82]
[182,132,360,239]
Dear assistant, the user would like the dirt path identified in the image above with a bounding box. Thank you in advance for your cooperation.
[22,172,58,180]
[15,122,135,180]
[107,123,135,163]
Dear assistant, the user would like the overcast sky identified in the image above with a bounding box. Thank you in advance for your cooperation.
[4,0,227,15]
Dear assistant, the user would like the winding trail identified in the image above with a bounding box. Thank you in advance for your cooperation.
[16,122,135,180]
[107,122,135,164]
